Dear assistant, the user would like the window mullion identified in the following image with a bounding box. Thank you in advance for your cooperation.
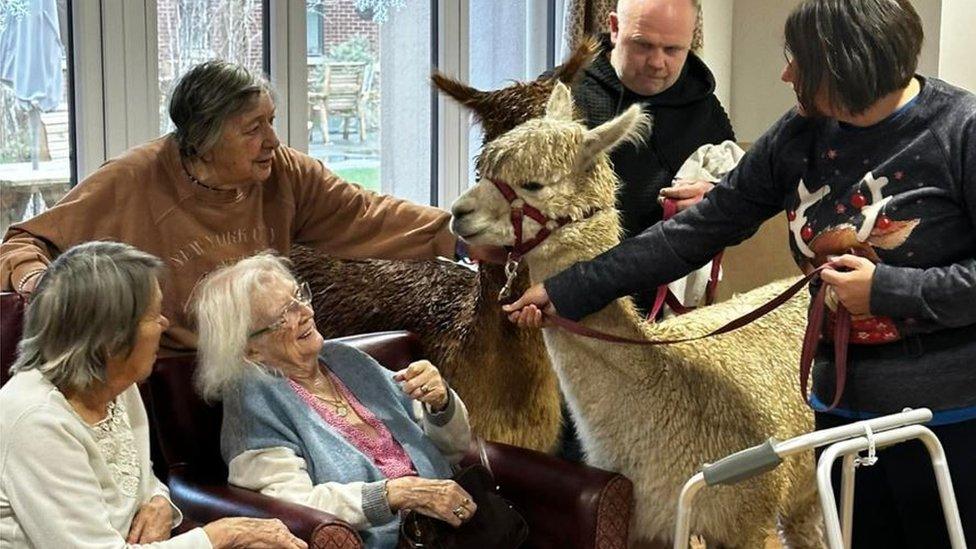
[72,0,106,179]
[436,0,469,209]
[268,0,306,151]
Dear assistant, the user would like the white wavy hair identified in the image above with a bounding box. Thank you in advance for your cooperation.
[192,252,294,401]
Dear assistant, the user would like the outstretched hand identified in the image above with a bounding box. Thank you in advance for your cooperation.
[501,283,556,329]
[658,179,715,212]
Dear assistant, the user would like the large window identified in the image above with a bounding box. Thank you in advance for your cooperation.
[305,0,432,205]
[156,0,266,134]
[0,0,73,235]
[466,0,534,185]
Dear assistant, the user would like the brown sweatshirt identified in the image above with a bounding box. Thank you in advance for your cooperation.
[0,136,456,354]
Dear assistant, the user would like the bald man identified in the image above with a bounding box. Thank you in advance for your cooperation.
[553,0,735,461]
[573,0,734,238]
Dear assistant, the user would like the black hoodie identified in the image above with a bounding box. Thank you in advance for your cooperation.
[573,34,735,239]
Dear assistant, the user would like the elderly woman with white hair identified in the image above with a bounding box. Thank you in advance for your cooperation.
[0,241,305,549]
[193,253,476,549]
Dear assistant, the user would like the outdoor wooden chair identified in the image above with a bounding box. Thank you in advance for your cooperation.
[310,61,370,143]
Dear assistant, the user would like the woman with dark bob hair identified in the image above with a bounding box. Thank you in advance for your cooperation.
[0,61,498,356]
[0,241,305,548]
[505,0,975,544]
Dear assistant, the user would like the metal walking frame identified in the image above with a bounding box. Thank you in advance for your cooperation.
[673,408,968,548]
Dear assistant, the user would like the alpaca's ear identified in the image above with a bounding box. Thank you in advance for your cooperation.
[545,82,574,121]
[431,72,488,122]
[579,104,649,165]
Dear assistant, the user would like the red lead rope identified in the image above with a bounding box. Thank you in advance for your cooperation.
[543,263,850,410]
[647,199,724,320]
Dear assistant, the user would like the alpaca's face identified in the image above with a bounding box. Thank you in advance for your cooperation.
[451,83,648,253]
[451,118,586,248]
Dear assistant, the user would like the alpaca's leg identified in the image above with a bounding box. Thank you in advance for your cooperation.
[780,491,826,549]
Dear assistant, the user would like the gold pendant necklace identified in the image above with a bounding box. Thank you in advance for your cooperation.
[314,394,349,418]
[311,373,350,418]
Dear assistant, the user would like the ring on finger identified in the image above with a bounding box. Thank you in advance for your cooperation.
[421,384,432,394]
[453,506,465,519]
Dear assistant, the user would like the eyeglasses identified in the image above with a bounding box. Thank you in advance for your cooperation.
[248,281,313,338]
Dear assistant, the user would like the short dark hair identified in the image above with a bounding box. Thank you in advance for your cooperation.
[784,0,923,116]
[168,60,275,158]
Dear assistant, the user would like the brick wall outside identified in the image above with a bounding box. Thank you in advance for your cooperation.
[318,0,379,57]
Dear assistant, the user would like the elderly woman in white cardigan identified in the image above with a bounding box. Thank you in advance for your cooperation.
[192,253,476,549]
[0,241,304,549]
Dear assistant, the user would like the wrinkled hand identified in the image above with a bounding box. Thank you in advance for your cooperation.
[126,496,173,543]
[502,283,555,329]
[658,179,715,212]
[820,254,876,316]
[465,244,509,265]
[395,360,449,411]
[203,517,307,549]
[387,477,478,528]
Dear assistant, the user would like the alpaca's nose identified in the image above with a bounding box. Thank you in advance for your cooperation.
[452,206,474,219]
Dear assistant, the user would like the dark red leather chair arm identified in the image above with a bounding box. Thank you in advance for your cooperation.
[167,469,363,549]
[464,441,633,549]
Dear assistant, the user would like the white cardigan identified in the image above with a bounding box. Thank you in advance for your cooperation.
[0,370,211,548]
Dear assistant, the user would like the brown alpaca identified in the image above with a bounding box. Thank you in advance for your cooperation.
[289,39,600,453]
[451,83,823,548]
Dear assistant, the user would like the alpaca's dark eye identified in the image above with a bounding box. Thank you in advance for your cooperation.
[521,182,544,192]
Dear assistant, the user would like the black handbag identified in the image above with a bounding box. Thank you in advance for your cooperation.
[397,442,528,549]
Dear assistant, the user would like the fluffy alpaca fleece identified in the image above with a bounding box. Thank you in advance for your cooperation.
[289,246,560,452]
[451,83,824,548]
[285,39,602,454]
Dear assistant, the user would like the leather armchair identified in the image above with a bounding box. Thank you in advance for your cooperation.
[0,292,25,387]
[333,332,634,549]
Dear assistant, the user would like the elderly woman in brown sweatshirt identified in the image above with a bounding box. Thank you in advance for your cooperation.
[0,61,498,356]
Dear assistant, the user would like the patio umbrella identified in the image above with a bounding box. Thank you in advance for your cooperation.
[0,0,65,169]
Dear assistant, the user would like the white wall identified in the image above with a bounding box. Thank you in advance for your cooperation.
[728,0,799,143]
[914,0,943,76]
[939,0,976,91]
[699,0,733,111]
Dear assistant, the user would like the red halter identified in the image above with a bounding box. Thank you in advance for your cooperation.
[489,178,597,301]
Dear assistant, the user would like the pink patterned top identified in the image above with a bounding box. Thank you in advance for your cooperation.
[289,372,417,479]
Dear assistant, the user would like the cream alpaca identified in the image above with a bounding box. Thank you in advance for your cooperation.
[451,83,824,548]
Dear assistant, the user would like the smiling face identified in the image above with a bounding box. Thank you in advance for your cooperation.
[246,275,324,377]
[202,91,280,187]
[609,0,696,96]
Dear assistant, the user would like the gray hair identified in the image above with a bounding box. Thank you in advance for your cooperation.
[192,252,294,401]
[168,60,276,158]
[11,242,164,393]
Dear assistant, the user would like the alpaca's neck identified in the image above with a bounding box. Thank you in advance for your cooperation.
[526,211,659,377]
[527,211,638,329]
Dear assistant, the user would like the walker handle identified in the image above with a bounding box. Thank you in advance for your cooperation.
[702,438,782,486]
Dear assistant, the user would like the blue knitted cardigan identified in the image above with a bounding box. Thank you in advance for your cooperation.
[221,341,455,548]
